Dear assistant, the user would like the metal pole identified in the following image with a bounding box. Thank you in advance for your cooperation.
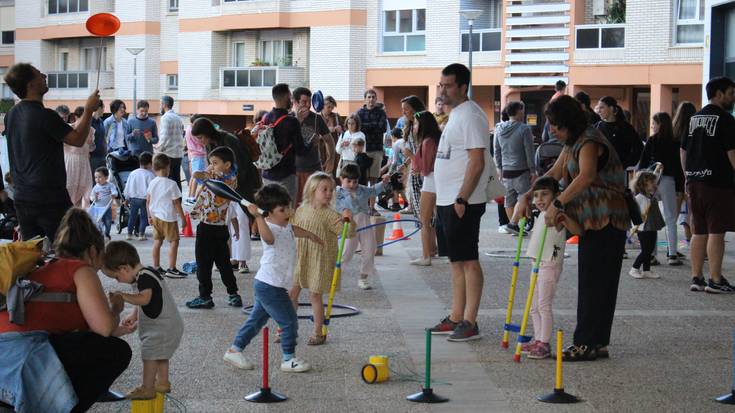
[133,55,137,111]
[468,20,474,99]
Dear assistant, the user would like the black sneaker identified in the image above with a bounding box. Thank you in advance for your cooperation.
[705,277,735,294]
[690,276,707,292]
[156,267,166,276]
[228,294,243,307]
[428,316,459,335]
[667,255,683,266]
[165,268,188,278]
[186,296,214,309]
[447,320,481,342]
[505,223,520,236]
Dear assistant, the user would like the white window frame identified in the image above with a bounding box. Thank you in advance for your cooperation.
[48,0,89,15]
[259,40,293,67]
[381,8,426,54]
[232,42,246,67]
[166,74,178,91]
[169,0,178,11]
[674,0,705,45]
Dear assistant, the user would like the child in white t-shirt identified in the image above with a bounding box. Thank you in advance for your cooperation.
[523,177,580,360]
[123,151,155,241]
[334,114,365,176]
[146,154,187,278]
[224,184,323,373]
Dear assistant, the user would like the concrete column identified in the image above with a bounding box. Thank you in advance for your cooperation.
[650,83,673,117]
[428,83,438,111]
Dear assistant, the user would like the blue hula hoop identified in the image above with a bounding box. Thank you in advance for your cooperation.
[351,218,422,248]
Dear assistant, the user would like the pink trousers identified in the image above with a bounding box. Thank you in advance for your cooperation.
[341,213,377,277]
[530,261,563,343]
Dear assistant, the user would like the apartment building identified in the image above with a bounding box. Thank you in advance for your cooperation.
[704,0,735,88]
[9,0,707,135]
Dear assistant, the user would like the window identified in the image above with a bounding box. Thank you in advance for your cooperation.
[223,68,277,88]
[675,0,704,44]
[460,0,502,52]
[169,0,178,11]
[167,74,178,90]
[382,9,426,52]
[59,52,69,71]
[83,47,107,71]
[1,31,13,45]
[576,25,625,49]
[259,40,293,66]
[48,0,88,14]
[233,42,246,67]
[47,72,89,89]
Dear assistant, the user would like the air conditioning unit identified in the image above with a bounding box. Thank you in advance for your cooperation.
[593,0,606,16]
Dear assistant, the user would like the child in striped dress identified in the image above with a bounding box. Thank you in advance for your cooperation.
[290,172,353,345]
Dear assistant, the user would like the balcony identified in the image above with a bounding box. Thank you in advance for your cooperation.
[219,66,306,98]
[575,24,625,49]
[45,70,114,100]
[460,28,502,52]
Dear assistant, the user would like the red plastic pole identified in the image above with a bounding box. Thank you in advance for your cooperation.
[262,327,269,389]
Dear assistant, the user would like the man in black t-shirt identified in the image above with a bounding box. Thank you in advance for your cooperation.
[259,83,309,204]
[681,76,735,294]
[3,63,99,241]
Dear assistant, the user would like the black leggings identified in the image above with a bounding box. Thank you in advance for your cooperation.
[634,231,657,271]
[196,223,239,298]
[49,332,132,413]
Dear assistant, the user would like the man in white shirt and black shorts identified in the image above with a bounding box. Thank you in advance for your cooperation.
[429,63,491,342]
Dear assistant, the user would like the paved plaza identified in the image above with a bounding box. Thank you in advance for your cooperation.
[89,207,735,413]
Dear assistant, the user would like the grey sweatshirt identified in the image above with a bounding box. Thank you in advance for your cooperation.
[493,120,535,172]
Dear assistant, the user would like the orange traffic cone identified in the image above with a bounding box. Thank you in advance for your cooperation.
[386,213,409,241]
[181,213,194,237]
[566,235,579,245]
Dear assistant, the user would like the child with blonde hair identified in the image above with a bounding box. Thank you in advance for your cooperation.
[289,172,353,345]
[629,164,666,279]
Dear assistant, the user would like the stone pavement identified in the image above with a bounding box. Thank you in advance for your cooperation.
[89,206,735,413]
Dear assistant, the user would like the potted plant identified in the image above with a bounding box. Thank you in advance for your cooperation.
[606,0,626,24]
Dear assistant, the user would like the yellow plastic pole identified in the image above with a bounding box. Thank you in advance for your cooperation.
[513,224,548,362]
[555,330,563,390]
[502,217,526,348]
[322,219,350,337]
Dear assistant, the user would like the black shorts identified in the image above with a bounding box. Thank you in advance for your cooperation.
[437,203,486,262]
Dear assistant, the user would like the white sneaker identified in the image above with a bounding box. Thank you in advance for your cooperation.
[137,235,147,241]
[642,271,660,279]
[358,278,372,290]
[629,268,644,279]
[126,234,134,241]
[280,357,311,373]
[410,257,431,266]
[223,350,254,370]
[498,225,510,234]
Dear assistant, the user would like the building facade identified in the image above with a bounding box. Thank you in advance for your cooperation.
[4,0,707,135]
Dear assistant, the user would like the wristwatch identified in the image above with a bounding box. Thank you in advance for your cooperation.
[455,197,468,206]
[552,199,565,211]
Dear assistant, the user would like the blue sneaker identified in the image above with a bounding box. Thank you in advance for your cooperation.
[228,294,243,307]
[186,296,214,309]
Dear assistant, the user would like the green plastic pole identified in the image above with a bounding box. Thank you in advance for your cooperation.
[425,328,431,389]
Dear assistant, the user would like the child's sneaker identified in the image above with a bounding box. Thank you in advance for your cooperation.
[280,357,311,373]
[428,316,459,335]
[629,268,644,279]
[228,294,243,307]
[238,263,250,274]
[690,276,707,292]
[521,339,539,354]
[705,277,735,294]
[447,320,481,342]
[528,342,551,359]
[223,350,254,370]
[165,268,188,278]
[642,270,660,279]
[358,277,372,290]
[186,296,214,309]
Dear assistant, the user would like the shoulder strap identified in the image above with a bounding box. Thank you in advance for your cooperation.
[271,115,288,128]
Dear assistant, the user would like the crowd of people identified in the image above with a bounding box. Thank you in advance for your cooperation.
[0,60,734,412]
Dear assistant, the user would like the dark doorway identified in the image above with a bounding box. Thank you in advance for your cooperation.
[520,90,555,141]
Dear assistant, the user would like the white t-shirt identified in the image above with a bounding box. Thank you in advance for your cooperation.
[255,221,296,289]
[525,212,567,264]
[147,176,182,222]
[434,100,491,206]
[124,168,155,199]
[335,130,365,162]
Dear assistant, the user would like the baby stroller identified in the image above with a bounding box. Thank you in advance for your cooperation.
[88,200,112,236]
[106,151,139,234]
[534,140,564,177]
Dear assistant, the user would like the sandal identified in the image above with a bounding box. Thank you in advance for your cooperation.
[126,386,156,400]
[562,344,597,362]
[596,346,610,359]
[155,381,171,394]
[307,334,327,346]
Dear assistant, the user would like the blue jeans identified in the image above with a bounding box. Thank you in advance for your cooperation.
[127,198,148,236]
[101,208,112,237]
[232,279,298,356]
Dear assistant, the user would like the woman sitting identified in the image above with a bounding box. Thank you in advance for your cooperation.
[0,208,133,413]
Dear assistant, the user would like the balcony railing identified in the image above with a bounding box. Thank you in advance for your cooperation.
[221,66,306,88]
[575,24,625,49]
[461,28,502,52]
[47,71,90,89]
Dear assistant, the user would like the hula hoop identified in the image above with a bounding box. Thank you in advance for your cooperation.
[353,218,422,248]
[242,302,361,320]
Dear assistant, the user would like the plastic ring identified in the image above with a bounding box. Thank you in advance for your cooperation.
[241,302,361,320]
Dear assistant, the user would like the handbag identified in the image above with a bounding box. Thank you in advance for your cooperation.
[485,156,505,202]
